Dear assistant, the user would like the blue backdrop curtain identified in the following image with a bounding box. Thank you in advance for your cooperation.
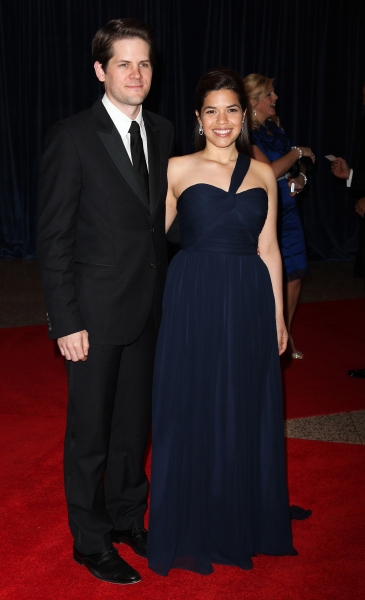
[1,0,365,259]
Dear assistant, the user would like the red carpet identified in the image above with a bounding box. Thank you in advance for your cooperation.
[0,433,363,600]
[283,298,365,418]
[1,298,364,599]
[0,325,66,417]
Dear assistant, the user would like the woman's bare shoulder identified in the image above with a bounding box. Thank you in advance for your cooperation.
[168,152,203,181]
[169,152,201,168]
[250,157,276,181]
[250,157,272,172]
[168,153,205,196]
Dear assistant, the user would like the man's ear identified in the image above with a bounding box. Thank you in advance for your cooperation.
[94,62,106,82]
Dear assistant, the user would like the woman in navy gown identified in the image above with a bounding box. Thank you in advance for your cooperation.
[243,74,315,359]
[148,68,299,576]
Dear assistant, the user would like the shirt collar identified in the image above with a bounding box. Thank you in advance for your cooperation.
[102,93,144,139]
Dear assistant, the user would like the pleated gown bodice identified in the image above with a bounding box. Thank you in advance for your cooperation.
[178,154,267,256]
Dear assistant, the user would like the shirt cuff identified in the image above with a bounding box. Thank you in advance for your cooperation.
[347,169,354,187]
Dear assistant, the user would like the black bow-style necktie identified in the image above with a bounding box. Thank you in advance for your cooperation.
[129,121,149,201]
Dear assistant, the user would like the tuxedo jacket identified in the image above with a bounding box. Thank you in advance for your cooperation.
[351,112,365,192]
[351,170,365,192]
[37,100,174,345]
[359,111,365,166]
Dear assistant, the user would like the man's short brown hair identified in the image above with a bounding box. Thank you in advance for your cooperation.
[92,18,156,71]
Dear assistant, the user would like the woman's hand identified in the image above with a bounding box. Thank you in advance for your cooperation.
[299,147,315,163]
[287,174,306,197]
[276,316,288,355]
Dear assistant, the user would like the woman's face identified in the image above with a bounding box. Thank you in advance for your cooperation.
[196,89,243,148]
[254,87,278,123]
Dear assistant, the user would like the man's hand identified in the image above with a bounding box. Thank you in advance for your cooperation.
[331,157,351,180]
[355,197,365,218]
[57,330,89,362]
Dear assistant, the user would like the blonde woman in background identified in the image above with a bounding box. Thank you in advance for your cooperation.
[243,74,315,359]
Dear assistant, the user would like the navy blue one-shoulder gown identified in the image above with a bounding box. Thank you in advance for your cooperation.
[148,154,296,576]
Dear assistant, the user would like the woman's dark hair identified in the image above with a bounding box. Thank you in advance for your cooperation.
[92,18,156,71]
[194,68,250,153]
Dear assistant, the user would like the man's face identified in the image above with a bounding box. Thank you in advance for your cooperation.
[94,37,152,113]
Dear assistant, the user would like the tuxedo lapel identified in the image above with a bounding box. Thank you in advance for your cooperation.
[144,111,161,217]
[98,128,150,211]
[92,100,150,212]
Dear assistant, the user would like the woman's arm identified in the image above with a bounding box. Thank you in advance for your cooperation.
[165,159,179,233]
[251,143,315,179]
[251,144,314,179]
[257,165,288,355]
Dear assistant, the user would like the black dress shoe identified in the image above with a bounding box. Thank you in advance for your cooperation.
[290,505,312,520]
[73,546,141,584]
[111,527,148,558]
[347,368,365,378]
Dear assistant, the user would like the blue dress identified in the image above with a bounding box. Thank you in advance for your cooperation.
[147,154,296,576]
[251,120,308,282]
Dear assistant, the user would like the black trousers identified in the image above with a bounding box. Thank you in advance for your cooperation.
[64,309,157,554]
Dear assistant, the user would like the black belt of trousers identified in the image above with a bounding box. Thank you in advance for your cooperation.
[129,121,149,201]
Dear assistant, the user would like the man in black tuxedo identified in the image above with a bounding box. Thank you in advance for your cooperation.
[37,19,174,584]
[331,156,365,379]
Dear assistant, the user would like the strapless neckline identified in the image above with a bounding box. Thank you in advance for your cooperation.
[178,183,267,202]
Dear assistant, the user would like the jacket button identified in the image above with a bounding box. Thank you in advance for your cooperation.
[151,228,155,233]
[48,326,52,331]
[150,262,156,269]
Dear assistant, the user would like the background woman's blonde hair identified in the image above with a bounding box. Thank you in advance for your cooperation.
[243,74,278,129]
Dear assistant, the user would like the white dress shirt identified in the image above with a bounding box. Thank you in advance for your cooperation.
[101,94,149,171]
[347,169,353,187]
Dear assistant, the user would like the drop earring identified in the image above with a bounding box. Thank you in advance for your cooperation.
[241,108,247,130]
[198,123,204,136]
[253,108,257,117]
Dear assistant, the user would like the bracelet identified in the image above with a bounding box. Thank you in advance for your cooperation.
[299,172,307,185]
[291,146,303,159]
